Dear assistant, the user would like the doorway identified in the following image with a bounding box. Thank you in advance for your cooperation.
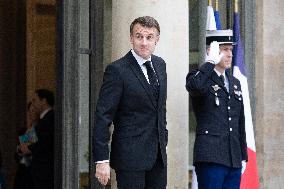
[0,0,108,188]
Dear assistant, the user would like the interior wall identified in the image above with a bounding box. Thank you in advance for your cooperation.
[26,0,57,101]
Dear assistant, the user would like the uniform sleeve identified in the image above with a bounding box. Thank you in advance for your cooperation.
[92,64,123,162]
[238,84,248,162]
[185,62,215,97]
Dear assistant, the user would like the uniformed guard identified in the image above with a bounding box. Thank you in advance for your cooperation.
[186,29,248,189]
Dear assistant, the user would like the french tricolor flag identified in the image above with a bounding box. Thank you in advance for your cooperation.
[232,11,260,189]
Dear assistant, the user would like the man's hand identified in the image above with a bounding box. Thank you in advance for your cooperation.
[95,162,110,186]
[19,143,31,155]
[205,41,224,65]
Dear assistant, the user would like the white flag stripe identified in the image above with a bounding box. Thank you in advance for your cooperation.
[206,6,217,30]
[233,67,256,152]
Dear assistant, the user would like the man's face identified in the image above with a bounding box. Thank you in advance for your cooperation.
[27,103,39,126]
[216,44,233,70]
[130,23,160,59]
[32,93,44,114]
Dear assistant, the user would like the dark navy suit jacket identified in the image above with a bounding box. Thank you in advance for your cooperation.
[28,110,54,188]
[93,51,167,171]
[186,62,247,168]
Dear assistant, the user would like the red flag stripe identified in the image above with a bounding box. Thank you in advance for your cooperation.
[240,148,260,189]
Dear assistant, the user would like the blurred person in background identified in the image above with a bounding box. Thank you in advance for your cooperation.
[14,102,38,189]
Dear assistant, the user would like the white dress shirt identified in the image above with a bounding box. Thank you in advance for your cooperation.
[40,107,52,119]
[131,49,153,84]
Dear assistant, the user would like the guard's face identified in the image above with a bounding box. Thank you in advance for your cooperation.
[130,23,159,60]
[217,44,233,70]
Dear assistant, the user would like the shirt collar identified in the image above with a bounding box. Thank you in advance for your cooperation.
[40,108,52,119]
[214,68,225,78]
[131,49,151,66]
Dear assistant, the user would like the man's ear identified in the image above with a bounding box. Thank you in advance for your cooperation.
[42,98,48,106]
[155,35,160,45]
[130,34,134,44]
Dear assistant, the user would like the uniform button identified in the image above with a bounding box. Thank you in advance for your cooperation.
[228,96,231,99]
[229,117,232,121]
[215,93,217,96]
[230,128,233,131]
[228,106,231,110]
[205,130,208,134]
[239,97,242,100]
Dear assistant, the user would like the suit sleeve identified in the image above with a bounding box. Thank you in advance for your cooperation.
[186,62,215,97]
[164,63,168,145]
[93,64,123,162]
[238,84,248,162]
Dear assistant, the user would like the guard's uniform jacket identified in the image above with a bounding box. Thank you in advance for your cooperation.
[186,62,248,168]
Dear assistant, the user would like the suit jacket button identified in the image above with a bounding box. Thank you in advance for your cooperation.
[229,117,232,121]
[230,128,233,131]
[205,130,208,134]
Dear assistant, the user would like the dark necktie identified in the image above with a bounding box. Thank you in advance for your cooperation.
[220,74,229,91]
[219,75,225,86]
[144,61,159,101]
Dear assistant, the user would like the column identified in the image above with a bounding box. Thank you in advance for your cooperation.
[255,0,284,188]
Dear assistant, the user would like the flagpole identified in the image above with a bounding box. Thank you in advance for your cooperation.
[235,0,238,13]
[208,0,212,6]
[215,0,219,11]
[226,0,232,28]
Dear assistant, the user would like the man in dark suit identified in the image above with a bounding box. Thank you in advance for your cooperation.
[186,30,248,189]
[20,89,54,189]
[93,16,167,188]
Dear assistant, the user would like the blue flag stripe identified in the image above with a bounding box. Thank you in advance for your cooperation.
[214,11,222,30]
[233,12,246,76]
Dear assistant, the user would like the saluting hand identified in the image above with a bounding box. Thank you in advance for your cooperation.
[95,162,110,186]
[205,41,224,65]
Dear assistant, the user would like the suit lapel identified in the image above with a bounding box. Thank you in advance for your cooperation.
[152,56,165,108]
[126,52,157,108]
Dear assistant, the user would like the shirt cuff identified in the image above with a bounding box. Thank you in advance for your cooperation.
[96,160,109,164]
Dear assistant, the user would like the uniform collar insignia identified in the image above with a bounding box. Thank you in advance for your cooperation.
[234,85,238,89]
[212,85,221,91]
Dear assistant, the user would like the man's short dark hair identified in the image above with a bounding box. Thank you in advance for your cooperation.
[35,89,54,106]
[130,16,160,35]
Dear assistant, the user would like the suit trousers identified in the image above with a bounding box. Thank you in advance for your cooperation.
[115,148,167,189]
[31,163,54,189]
[195,162,242,189]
